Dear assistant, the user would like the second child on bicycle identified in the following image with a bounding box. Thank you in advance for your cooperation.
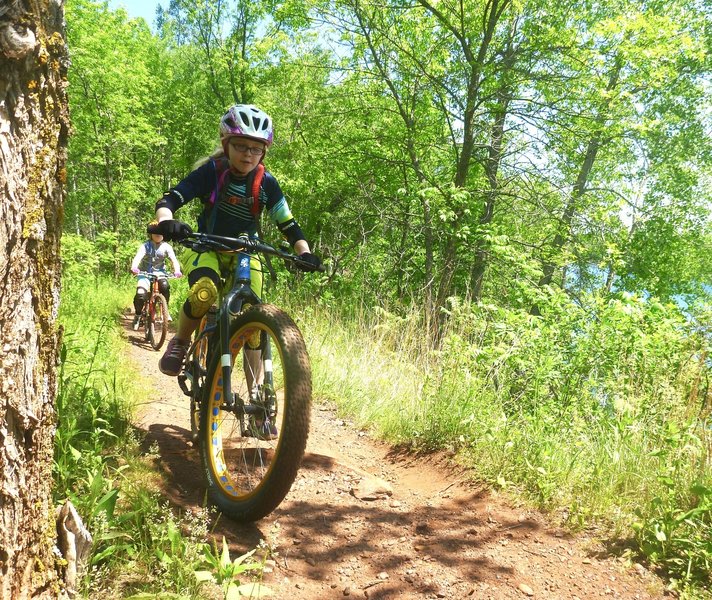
[130,221,183,330]
[152,104,322,376]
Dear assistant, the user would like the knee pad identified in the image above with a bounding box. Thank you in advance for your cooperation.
[184,276,217,319]
[134,289,147,312]
[157,278,170,296]
[246,329,264,350]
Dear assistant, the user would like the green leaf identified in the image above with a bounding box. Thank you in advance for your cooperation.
[95,488,119,519]
[232,548,257,568]
[91,544,121,564]
[233,583,274,598]
[193,570,215,583]
[690,484,710,498]
[69,444,82,461]
[220,536,232,569]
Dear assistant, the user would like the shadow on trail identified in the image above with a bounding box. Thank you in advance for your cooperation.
[126,333,156,352]
[137,414,541,597]
[137,421,267,548]
[120,312,161,352]
[266,458,532,589]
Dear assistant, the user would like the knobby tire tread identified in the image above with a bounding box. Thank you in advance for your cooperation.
[149,293,169,350]
[199,303,311,522]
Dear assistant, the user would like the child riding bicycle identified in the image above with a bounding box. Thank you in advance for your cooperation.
[151,104,322,376]
[130,221,183,330]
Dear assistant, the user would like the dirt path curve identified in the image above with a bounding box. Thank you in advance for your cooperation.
[121,312,666,600]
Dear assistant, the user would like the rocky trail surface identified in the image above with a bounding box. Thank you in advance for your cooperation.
[122,312,667,600]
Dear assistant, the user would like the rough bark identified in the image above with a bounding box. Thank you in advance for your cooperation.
[0,0,69,598]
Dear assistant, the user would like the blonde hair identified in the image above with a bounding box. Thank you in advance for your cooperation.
[193,145,225,170]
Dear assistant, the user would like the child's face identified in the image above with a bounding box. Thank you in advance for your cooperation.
[227,137,265,176]
[151,233,163,243]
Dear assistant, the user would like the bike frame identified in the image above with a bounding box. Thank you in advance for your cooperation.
[178,232,323,413]
[138,272,168,319]
[187,250,271,411]
[146,276,159,317]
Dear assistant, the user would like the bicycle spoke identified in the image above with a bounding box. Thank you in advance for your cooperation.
[200,304,311,521]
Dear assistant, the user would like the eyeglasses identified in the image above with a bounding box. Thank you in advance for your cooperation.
[229,142,265,156]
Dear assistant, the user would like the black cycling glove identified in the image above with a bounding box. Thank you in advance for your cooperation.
[153,219,192,241]
[296,252,322,272]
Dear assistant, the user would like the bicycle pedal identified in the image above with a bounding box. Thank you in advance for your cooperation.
[177,374,192,397]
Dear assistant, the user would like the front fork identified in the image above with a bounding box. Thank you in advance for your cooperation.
[220,252,274,415]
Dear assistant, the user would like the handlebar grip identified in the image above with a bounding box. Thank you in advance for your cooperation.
[292,256,327,273]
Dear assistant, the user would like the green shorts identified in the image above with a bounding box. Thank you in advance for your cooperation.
[184,249,265,299]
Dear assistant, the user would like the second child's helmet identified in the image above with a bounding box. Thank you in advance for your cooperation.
[147,219,160,235]
[219,105,273,146]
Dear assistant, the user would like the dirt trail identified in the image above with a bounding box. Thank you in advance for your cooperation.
[122,312,667,600]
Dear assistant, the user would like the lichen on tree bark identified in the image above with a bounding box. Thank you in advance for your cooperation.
[0,0,70,598]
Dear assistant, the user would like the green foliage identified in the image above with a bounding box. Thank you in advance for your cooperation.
[60,0,712,595]
[194,537,272,599]
[65,0,170,238]
[55,274,132,504]
[296,287,712,592]
[633,478,711,591]
[55,272,222,599]
[64,0,711,311]
[62,232,137,278]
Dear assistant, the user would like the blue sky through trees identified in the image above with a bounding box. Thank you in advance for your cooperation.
[108,0,165,29]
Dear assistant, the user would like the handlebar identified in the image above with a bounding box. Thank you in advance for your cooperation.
[178,232,326,273]
[135,271,178,279]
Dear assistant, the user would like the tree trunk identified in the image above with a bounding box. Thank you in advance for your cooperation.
[0,1,69,598]
[531,60,622,315]
[470,75,513,301]
[423,0,511,338]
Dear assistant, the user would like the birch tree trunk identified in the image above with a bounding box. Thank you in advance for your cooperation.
[0,0,69,598]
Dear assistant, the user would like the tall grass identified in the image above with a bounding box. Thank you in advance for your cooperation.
[55,275,135,505]
[56,259,710,596]
[55,270,265,599]
[288,291,711,596]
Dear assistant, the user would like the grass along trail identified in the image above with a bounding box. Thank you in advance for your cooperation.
[121,310,667,600]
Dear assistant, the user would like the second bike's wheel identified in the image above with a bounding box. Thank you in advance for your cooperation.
[148,293,169,350]
[199,303,312,522]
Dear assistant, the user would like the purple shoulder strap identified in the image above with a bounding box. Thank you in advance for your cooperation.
[208,158,230,206]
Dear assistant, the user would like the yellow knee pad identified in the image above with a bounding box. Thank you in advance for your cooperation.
[240,304,262,349]
[185,277,218,318]
[247,331,262,349]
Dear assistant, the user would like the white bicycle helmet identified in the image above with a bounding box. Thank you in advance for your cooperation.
[219,104,273,146]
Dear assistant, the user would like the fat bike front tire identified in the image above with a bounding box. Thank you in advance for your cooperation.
[199,303,312,522]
